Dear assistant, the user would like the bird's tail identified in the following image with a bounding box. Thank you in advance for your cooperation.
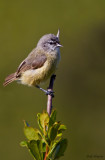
[3,73,16,86]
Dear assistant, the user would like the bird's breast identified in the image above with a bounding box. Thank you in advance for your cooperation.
[20,50,60,86]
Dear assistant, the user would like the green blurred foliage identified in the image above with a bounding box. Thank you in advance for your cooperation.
[0,0,105,160]
[21,110,67,160]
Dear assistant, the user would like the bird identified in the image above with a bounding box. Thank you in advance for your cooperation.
[3,30,62,96]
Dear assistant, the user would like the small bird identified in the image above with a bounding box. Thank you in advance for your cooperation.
[3,30,62,96]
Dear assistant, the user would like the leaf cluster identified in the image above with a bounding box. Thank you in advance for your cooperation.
[20,110,68,160]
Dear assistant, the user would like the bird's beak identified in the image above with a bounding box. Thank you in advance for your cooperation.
[56,29,60,38]
[57,43,63,47]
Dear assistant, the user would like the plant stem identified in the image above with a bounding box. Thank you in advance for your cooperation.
[44,145,48,160]
[47,74,56,116]
[44,74,56,160]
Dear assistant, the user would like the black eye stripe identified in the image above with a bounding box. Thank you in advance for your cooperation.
[50,42,53,45]
[48,40,59,45]
[48,40,56,44]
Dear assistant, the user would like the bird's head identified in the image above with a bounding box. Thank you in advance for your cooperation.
[37,30,62,52]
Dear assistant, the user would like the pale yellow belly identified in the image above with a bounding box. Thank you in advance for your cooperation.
[19,58,58,86]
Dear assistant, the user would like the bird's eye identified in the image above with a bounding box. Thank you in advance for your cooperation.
[48,40,56,45]
[50,42,53,45]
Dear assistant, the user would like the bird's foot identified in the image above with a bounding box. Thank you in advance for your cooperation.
[45,90,54,97]
[36,85,54,97]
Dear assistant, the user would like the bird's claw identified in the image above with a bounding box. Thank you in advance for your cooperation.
[46,90,54,97]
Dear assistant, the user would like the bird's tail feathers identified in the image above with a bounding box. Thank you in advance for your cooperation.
[3,73,16,86]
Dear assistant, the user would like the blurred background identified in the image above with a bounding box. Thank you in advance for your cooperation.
[0,0,105,159]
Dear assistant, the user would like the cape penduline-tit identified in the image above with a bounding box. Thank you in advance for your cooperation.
[3,30,62,96]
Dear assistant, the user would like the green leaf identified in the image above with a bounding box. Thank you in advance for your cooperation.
[49,110,57,129]
[57,133,62,137]
[48,139,61,159]
[37,140,43,160]
[53,139,68,159]
[37,113,43,131]
[27,140,43,160]
[24,127,40,141]
[58,124,67,131]
[40,112,49,129]
[37,112,49,134]
[57,124,67,137]
[42,142,46,152]
[48,122,60,141]
[20,141,27,147]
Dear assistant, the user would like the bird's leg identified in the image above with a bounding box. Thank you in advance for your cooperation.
[36,85,54,97]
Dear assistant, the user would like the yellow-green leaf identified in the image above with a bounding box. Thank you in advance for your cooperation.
[20,141,27,147]
[54,139,68,159]
[37,113,43,131]
[48,122,60,141]
[40,112,49,128]
[27,140,42,160]
[58,124,67,132]
[49,110,57,129]
[24,127,40,141]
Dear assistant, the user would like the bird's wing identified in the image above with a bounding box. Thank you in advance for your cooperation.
[16,52,47,77]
